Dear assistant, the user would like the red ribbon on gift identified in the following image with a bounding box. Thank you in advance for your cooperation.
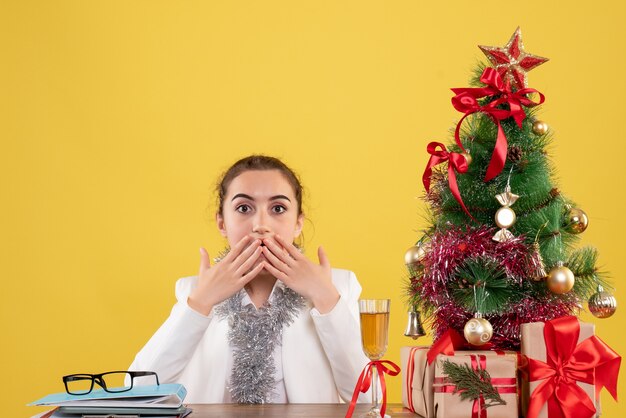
[427,328,467,365]
[527,316,622,418]
[451,67,545,182]
[422,142,473,220]
[345,360,401,418]
[426,328,502,365]
[405,347,423,413]
[433,354,517,418]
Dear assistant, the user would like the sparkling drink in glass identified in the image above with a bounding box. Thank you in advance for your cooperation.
[359,299,390,417]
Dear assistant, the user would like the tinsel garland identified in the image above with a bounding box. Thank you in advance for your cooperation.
[413,225,579,349]
[215,285,305,403]
[419,226,534,303]
[431,297,574,349]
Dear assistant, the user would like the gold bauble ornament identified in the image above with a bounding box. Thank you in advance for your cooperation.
[404,244,426,268]
[546,262,575,294]
[532,120,549,135]
[461,152,472,166]
[588,285,617,318]
[495,207,517,229]
[564,207,589,234]
[463,314,493,346]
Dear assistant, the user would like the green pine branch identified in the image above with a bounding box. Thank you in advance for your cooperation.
[451,257,513,314]
[440,359,507,409]
[567,246,612,298]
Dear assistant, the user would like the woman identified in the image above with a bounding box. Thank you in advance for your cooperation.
[128,155,370,404]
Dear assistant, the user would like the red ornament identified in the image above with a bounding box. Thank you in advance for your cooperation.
[478,27,549,90]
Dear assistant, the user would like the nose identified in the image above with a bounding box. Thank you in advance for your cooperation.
[252,211,272,236]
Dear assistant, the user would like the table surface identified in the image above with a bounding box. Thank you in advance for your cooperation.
[187,403,414,417]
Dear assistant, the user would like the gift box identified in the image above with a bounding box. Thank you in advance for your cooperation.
[402,345,520,418]
[521,318,594,418]
[521,316,621,418]
[433,352,518,418]
[401,346,435,418]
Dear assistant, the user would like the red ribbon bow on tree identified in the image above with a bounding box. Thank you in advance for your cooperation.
[527,316,621,418]
[422,142,473,220]
[451,67,545,182]
[345,360,401,418]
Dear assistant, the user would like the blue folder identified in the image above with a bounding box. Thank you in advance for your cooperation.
[29,383,187,408]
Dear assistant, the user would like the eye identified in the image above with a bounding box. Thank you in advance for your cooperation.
[272,205,287,214]
[236,204,252,214]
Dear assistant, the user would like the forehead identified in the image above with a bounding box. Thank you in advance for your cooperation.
[226,170,296,199]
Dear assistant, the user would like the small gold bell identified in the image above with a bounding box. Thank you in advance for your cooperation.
[404,305,426,340]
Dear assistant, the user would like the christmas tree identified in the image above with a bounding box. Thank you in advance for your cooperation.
[405,27,617,350]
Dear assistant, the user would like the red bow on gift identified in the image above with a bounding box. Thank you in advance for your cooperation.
[422,142,473,220]
[345,360,401,418]
[527,316,621,418]
[426,328,503,365]
[451,67,545,182]
[427,328,468,365]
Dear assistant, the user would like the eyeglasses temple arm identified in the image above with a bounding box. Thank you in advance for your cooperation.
[130,371,160,385]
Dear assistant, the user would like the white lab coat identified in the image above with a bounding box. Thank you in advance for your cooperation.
[128,268,371,404]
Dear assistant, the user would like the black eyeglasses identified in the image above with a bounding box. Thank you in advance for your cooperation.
[62,371,160,395]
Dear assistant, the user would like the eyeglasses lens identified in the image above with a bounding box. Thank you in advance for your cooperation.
[101,372,132,392]
[66,375,93,395]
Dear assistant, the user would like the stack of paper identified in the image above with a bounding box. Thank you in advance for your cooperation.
[28,383,191,418]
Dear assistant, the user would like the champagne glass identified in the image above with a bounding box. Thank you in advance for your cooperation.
[359,299,390,417]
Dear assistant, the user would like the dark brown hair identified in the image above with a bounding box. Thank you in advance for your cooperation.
[216,155,304,216]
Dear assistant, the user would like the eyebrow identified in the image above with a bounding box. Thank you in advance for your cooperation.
[231,193,291,203]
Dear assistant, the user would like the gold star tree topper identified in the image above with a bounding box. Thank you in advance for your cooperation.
[479,27,549,90]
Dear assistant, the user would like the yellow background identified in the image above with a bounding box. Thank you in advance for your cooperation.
[2,1,625,416]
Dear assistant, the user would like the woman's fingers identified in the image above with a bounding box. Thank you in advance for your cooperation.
[274,234,303,260]
[230,238,262,269]
[199,247,211,275]
[261,260,290,284]
[317,246,331,269]
[240,261,266,285]
[262,244,291,273]
[235,245,264,276]
[221,235,252,263]
[263,236,296,267]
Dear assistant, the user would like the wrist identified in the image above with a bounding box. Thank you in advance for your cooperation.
[311,286,340,314]
[187,294,214,316]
